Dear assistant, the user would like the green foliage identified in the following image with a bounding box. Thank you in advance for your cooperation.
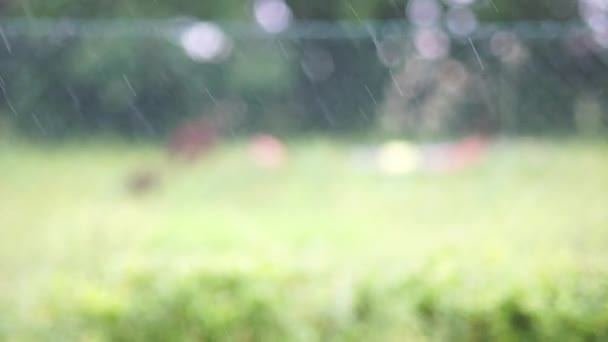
[228,47,293,94]
[2,0,248,19]
[477,0,578,21]
[2,0,577,21]
[1,139,607,341]
[44,267,289,341]
[0,1,600,138]
[31,259,608,341]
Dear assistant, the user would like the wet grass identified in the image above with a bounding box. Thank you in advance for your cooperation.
[1,137,608,340]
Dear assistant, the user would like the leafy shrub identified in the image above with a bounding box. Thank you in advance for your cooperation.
[30,257,608,341]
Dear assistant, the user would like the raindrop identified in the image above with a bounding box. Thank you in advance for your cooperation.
[180,22,232,62]
[203,86,218,105]
[414,28,450,59]
[445,6,478,36]
[375,34,406,67]
[346,1,363,22]
[31,113,47,135]
[276,40,290,59]
[487,0,499,12]
[0,75,19,116]
[123,74,137,97]
[254,0,292,34]
[0,26,12,54]
[128,100,156,135]
[364,84,378,105]
[301,46,335,83]
[406,0,442,28]
[66,86,81,110]
[358,107,370,122]
[468,37,485,71]
[389,70,404,96]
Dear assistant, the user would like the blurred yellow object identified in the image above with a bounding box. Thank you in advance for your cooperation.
[377,140,420,174]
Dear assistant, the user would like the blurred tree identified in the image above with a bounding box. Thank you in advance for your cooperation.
[1,0,246,19]
[0,0,579,21]
[0,0,602,139]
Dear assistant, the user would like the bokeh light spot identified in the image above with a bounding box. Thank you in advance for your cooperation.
[414,28,450,59]
[254,0,293,34]
[180,22,232,62]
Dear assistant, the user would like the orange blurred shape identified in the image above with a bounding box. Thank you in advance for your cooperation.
[167,117,218,162]
[248,134,286,168]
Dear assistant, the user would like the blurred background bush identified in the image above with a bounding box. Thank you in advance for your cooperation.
[0,0,606,139]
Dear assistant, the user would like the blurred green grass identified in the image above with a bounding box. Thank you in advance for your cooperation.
[1,137,608,340]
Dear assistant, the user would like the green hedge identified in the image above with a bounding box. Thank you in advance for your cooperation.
[24,258,608,341]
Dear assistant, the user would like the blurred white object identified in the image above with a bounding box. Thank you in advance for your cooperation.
[443,0,476,6]
[445,6,478,36]
[350,136,489,175]
[254,0,293,33]
[377,140,420,174]
[407,0,442,28]
[180,22,232,62]
[414,28,450,59]
[594,31,608,48]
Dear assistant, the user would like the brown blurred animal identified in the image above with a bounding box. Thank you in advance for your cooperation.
[126,168,161,195]
[167,116,218,162]
[124,116,220,196]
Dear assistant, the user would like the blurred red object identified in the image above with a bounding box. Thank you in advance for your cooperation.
[248,134,286,168]
[421,135,489,172]
[167,117,218,162]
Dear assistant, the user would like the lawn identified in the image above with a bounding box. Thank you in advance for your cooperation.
[1,137,608,341]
